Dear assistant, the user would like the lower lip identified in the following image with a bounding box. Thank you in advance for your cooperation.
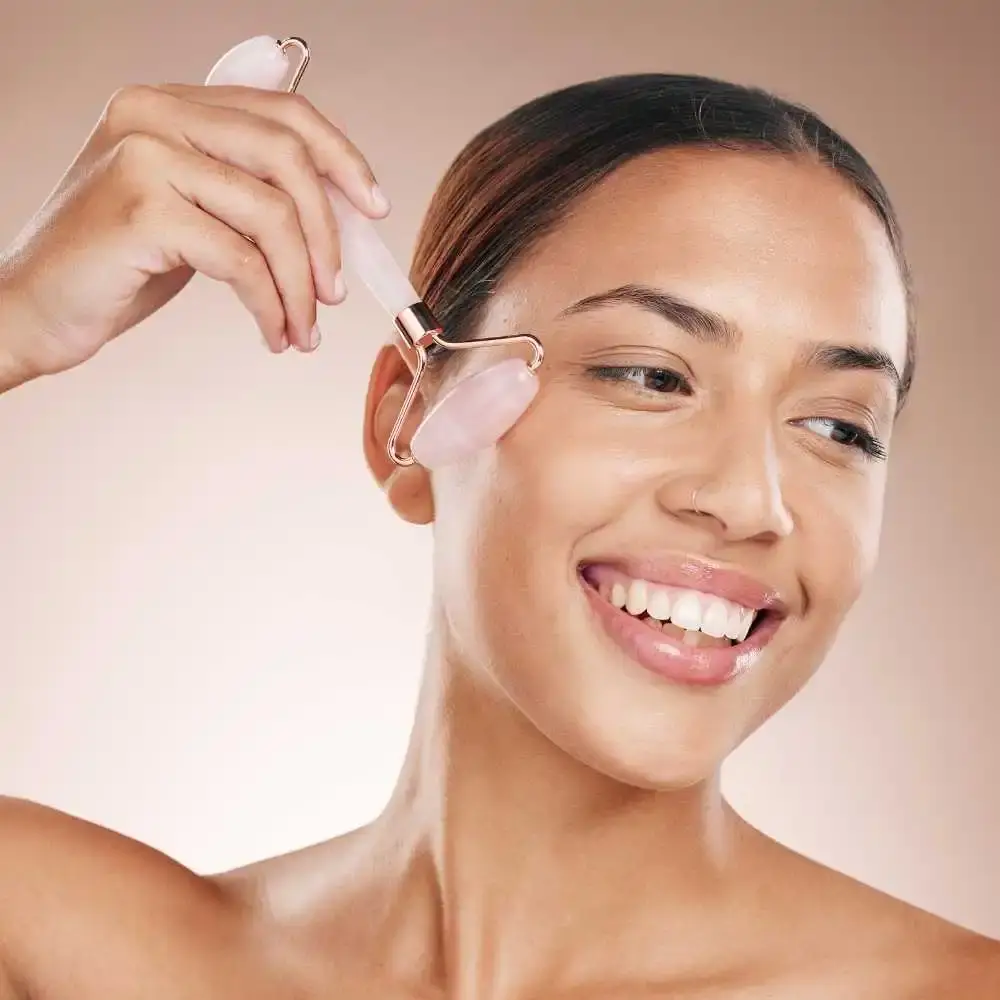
[580,575,781,687]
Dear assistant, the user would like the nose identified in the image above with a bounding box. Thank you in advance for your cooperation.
[655,422,794,544]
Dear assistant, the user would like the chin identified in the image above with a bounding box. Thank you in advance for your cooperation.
[488,642,769,794]
[480,576,821,794]
[536,684,757,791]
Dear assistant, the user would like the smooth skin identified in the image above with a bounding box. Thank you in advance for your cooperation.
[1,80,998,1000]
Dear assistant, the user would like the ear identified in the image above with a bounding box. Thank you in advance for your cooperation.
[363,344,435,525]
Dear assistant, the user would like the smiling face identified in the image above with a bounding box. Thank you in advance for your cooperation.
[374,147,909,789]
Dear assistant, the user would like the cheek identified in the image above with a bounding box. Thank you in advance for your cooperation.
[430,399,602,585]
[795,464,888,619]
[428,388,644,654]
[431,368,890,679]
[491,384,681,553]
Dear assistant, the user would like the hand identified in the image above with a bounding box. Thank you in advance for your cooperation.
[0,82,389,390]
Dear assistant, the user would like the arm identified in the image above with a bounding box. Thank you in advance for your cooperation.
[0,267,39,394]
[0,797,228,999]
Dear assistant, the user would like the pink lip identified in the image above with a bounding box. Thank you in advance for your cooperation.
[579,565,786,688]
[581,555,787,613]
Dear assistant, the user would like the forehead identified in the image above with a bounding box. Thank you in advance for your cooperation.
[493,148,909,371]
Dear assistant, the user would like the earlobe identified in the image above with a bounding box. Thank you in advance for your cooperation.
[362,344,435,525]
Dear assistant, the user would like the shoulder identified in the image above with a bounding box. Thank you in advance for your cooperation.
[900,924,1000,998]
[822,869,1000,995]
[818,919,1000,999]
[754,835,1000,996]
[0,794,216,909]
[0,796,249,994]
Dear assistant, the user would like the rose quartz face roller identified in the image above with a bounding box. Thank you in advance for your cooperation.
[205,36,544,470]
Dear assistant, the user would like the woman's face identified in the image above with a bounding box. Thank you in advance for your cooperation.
[383,148,909,789]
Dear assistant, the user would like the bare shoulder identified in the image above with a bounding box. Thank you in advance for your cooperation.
[879,901,1000,999]
[924,929,1000,997]
[0,793,189,865]
[758,835,1000,997]
[751,831,1000,1000]
[0,794,220,913]
[0,796,255,997]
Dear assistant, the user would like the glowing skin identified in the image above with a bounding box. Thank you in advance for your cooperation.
[1,108,998,1000]
[395,148,906,788]
[335,148,996,995]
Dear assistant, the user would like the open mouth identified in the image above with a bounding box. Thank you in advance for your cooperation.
[581,564,770,648]
[577,562,784,685]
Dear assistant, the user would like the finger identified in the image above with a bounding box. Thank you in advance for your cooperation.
[160,138,319,351]
[160,84,390,220]
[163,197,288,352]
[101,86,344,307]
[117,132,312,350]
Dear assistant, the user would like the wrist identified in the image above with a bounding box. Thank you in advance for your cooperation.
[0,345,32,394]
[0,261,42,393]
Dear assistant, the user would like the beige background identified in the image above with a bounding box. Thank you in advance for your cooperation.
[1,0,997,936]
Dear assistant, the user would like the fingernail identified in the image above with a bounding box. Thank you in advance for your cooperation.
[332,270,347,303]
[370,183,390,214]
[280,331,290,352]
[309,323,321,349]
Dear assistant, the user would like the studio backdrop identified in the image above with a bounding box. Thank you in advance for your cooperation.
[1,0,997,938]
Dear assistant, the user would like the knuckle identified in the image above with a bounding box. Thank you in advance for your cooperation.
[102,84,160,133]
[273,127,311,170]
[214,160,243,189]
[283,91,317,119]
[265,189,299,227]
[233,244,268,280]
[111,131,169,175]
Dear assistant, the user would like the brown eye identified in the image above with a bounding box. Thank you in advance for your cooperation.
[587,365,693,395]
[795,417,888,461]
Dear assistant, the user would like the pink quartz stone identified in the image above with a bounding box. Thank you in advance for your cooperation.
[205,36,290,90]
[410,358,539,469]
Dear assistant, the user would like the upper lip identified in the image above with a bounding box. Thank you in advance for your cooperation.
[580,554,790,615]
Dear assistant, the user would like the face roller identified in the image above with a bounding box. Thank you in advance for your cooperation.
[205,36,544,470]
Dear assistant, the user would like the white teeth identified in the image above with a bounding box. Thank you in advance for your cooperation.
[670,592,704,632]
[736,608,755,642]
[646,587,672,621]
[725,605,757,641]
[625,579,648,616]
[702,599,730,639]
[724,606,744,641]
[601,576,759,643]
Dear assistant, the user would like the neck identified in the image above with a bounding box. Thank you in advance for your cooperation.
[361,631,753,997]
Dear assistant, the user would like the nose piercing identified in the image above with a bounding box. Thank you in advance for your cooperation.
[692,487,702,515]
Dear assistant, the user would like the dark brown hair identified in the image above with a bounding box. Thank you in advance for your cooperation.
[411,73,915,403]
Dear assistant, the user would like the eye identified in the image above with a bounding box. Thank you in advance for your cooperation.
[586,365,693,395]
[796,417,888,461]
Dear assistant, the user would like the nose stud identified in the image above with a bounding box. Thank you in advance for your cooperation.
[692,487,703,516]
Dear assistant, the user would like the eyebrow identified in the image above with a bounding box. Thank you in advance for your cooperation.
[805,343,901,395]
[560,283,901,395]
[562,283,739,345]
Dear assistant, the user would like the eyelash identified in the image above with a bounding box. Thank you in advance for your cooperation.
[589,364,694,396]
[586,364,888,462]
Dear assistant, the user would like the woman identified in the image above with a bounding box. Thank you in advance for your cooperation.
[0,65,997,998]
